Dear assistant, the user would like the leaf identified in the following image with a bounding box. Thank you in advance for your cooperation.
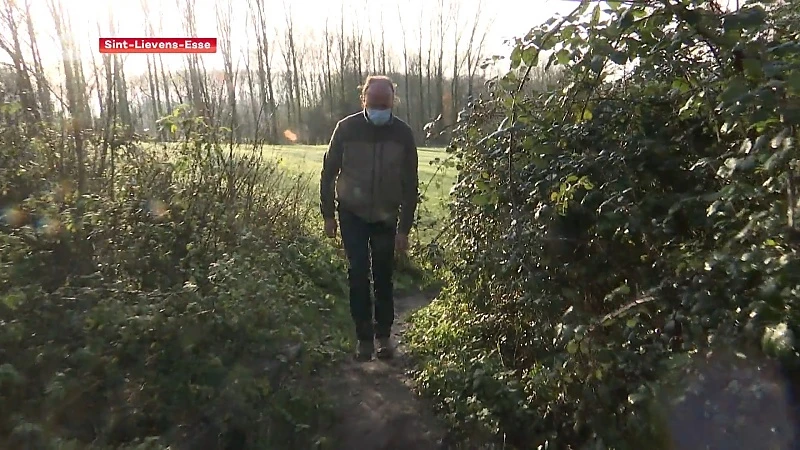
[591,4,601,26]
[510,47,522,69]
[609,51,628,65]
[556,49,571,65]
[720,77,750,104]
[619,9,635,29]
[590,55,605,73]
[472,192,491,206]
[736,5,768,29]
[771,128,790,148]
[567,340,578,354]
[788,71,800,95]
[562,26,575,41]
[717,157,739,178]
[742,58,763,79]
[521,47,539,66]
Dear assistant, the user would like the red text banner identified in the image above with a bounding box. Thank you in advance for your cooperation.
[99,38,217,54]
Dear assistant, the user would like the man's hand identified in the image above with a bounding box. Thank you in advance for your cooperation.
[395,233,409,253]
[324,218,338,238]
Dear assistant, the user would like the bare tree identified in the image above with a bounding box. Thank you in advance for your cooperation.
[324,18,336,119]
[216,0,238,136]
[47,0,89,202]
[433,0,450,122]
[338,5,347,115]
[177,0,206,119]
[397,5,412,123]
[450,2,465,125]
[23,0,51,120]
[8,1,497,146]
[140,0,164,139]
[379,9,387,74]
[0,0,39,125]
[249,0,278,142]
[464,2,491,101]
[417,8,426,128]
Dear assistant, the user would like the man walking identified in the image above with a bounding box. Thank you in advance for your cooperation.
[319,75,419,361]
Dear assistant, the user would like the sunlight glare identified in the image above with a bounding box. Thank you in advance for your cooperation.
[283,130,298,142]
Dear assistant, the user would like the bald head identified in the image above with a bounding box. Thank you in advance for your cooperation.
[361,76,395,110]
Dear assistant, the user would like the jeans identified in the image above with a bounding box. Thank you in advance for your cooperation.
[338,207,396,341]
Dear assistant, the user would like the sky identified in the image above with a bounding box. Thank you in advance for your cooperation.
[17,0,579,78]
[10,0,741,80]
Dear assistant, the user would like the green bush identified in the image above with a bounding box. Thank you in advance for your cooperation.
[0,109,351,449]
[407,1,800,448]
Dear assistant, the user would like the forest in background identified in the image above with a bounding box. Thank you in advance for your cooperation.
[0,0,558,145]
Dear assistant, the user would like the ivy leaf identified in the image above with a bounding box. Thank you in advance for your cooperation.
[619,9,635,29]
[742,58,763,79]
[590,55,604,73]
[781,105,800,126]
[510,47,522,69]
[609,51,628,65]
[556,49,571,65]
[562,26,575,41]
[787,71,800,95]
[567,340,578,354]
[575,108,593,122]
[522,47,539,66]
[719,77,750,105]
[735,5,768,29]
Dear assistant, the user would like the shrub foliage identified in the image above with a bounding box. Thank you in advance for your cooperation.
[0,106,351,449]
[407,0,800,448]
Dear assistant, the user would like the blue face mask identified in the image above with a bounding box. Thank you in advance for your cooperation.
[366,108,392,126]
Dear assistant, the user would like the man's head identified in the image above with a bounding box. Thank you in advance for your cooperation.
[361,75,395,126]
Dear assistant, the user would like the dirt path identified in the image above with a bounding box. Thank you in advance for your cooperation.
[324,291,449,450]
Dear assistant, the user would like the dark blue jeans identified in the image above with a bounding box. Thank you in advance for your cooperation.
[338,207,396,341]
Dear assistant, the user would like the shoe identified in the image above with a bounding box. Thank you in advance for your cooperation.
[355,339,374,361]
[376,337,395,360]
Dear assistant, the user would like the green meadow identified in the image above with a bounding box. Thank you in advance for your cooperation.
[248,144,456,244]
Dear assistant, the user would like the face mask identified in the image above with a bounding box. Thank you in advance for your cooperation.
[366,108,392,126]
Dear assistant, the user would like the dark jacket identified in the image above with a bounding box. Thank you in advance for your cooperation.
[319,110,419,235]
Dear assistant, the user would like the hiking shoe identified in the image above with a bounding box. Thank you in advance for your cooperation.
[355,340,374,361]
[376,337,395,360]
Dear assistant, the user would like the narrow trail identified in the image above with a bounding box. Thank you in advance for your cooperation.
[323,291,449,450]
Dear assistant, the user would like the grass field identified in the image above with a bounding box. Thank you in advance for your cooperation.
[150,141,457,243]
[250,144,457,244]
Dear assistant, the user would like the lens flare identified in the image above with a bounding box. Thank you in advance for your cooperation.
[2,207,26,227]
[283,129,298,142]
[147,199,169,220]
